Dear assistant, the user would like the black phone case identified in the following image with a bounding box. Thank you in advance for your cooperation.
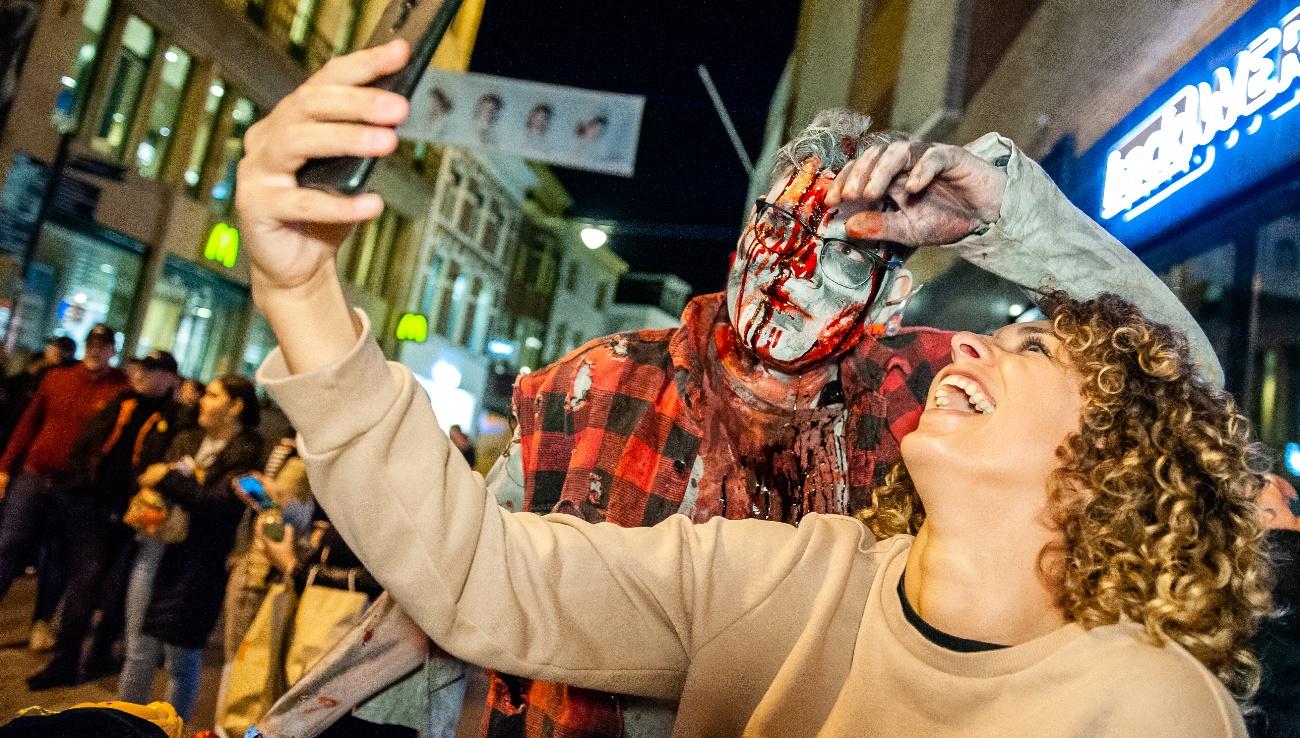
[295,0,464,195]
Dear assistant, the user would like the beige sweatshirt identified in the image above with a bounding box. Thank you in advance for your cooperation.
[259,317,1246,737]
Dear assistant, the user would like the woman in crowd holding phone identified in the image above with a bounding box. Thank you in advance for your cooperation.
[224,434,314,662]
[118,376,263,721]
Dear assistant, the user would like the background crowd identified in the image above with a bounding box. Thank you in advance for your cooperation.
[0,327,439,737]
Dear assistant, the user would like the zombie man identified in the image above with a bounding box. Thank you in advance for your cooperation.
[251,109,1219,738]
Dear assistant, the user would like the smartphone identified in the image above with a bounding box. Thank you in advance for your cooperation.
[261,509,285,543]
[236,474,276,510]
[295,0,465,194]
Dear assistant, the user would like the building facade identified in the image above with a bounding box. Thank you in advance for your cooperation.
[0,0,484,380]
[542,223,627,364]
[392,144,534,435]
[605,272,689,334]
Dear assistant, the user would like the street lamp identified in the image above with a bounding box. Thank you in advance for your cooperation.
[580,227,608,250]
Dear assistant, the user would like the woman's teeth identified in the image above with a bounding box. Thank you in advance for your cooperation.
[933,376,995,414]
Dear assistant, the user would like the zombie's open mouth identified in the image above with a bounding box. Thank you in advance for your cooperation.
[933,374,995,414]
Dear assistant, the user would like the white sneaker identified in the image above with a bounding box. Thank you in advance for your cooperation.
[28,620,55,651]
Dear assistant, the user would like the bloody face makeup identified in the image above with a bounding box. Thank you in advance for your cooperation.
[725,160,892,372]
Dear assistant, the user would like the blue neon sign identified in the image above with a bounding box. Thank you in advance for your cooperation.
[1077,1,1300,248]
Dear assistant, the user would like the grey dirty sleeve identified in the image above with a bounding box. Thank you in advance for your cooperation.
[484,426,526,513]
[957,133,1224,387]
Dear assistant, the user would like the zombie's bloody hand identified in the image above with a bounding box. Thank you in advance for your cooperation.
[824,140,1008,247]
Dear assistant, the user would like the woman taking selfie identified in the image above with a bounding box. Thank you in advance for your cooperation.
[255,288,1267,736]
[239,42,1267,737]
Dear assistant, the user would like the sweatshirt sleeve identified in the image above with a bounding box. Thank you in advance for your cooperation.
[258,312,833,701]
[957,133,1224,387]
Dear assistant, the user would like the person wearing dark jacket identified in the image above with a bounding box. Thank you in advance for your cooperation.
[26,350,182,689]
[116,374,263,721]
[0,324,126,649]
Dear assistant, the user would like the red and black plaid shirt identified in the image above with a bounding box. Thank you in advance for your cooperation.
[484,292,954,738]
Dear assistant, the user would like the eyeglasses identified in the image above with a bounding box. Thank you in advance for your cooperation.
[752,198,903,289]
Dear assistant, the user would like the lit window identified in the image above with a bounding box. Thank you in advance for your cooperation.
[91,15,157,160]
[135,46,192,179]
[209,98,256,215]
[434,261,462,338]
[289,0,321,62]
[184,79,225,194]
[329,0,362,55]
[52,0,112,133]
[439,167,464,222]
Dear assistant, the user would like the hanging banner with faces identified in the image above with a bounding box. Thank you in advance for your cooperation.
[398,69,645,177]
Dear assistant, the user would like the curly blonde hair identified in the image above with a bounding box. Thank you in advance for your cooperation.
[856,291,1272,700]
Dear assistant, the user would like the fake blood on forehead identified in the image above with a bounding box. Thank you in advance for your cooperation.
[736,167,838,356]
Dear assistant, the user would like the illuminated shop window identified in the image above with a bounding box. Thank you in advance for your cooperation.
[52,0,113,133]
[241,311,277,377]
[91,16,157,161]
[139,257,248,380]
[20,223,143,355]
[135,46,192,179]
[184,78,225,195]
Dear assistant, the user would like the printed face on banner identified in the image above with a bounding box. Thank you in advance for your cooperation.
[398,70,646,177]
[726,160,891,372]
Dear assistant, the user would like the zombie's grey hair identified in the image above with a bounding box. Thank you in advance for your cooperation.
[773,109,910,177]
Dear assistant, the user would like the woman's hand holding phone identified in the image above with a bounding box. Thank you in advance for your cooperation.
[237,41,410,293]
[238,42,412,375]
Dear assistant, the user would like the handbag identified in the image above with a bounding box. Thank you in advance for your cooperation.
[284,548,370,686]
[122,488,189,544]
[218,582,299,737]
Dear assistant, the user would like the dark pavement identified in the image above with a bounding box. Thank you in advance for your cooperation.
[0,572,224,731]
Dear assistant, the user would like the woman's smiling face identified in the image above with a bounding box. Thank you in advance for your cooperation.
[902,321,1085,512]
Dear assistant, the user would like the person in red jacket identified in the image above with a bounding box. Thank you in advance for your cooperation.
[0,323,128,647]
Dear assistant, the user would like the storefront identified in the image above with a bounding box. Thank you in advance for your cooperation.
[1062,0,1300,479]
[137,256,251,379]
[17,218,144,356]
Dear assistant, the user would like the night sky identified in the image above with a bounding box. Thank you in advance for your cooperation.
[470,1,801,294]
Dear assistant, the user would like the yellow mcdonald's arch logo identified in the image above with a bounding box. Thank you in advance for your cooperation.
[204,223,239,268]
[395,313,429,343]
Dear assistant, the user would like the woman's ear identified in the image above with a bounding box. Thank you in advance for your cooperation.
[229,397,245,420]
